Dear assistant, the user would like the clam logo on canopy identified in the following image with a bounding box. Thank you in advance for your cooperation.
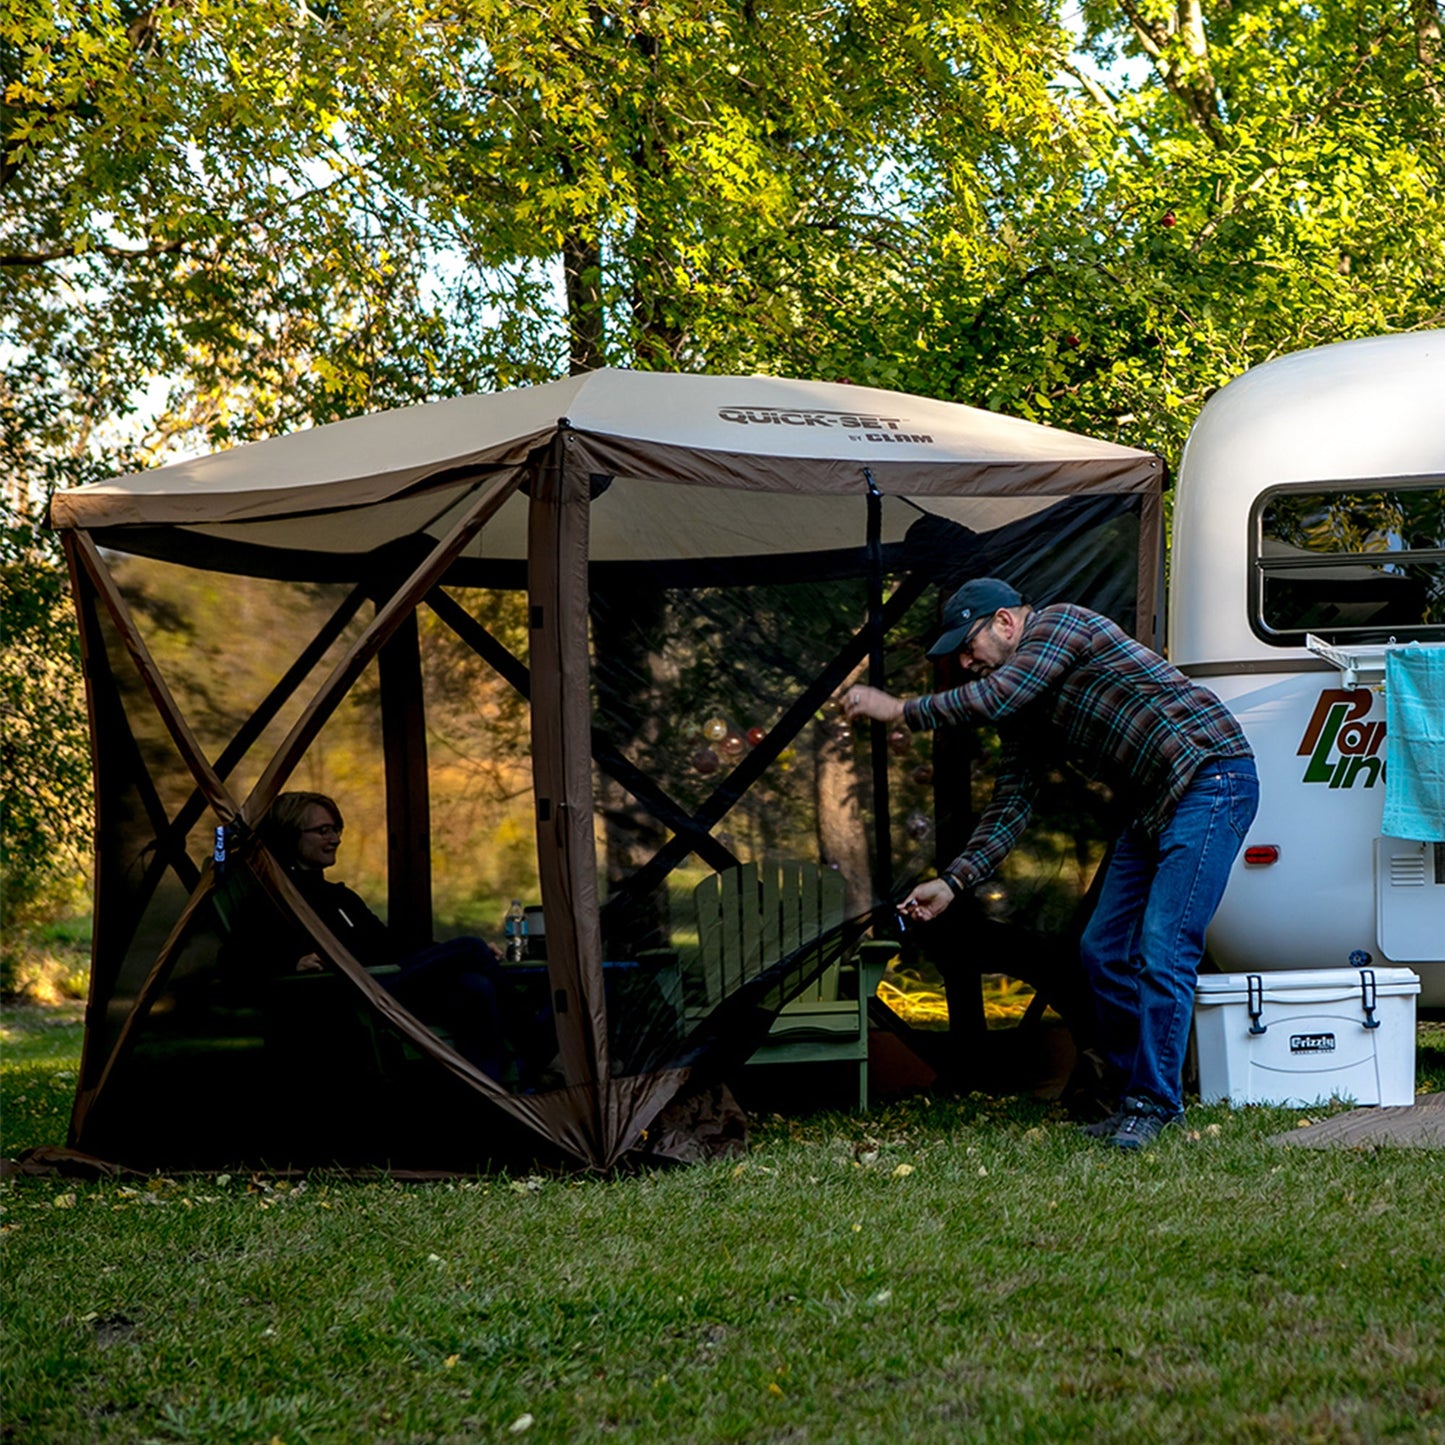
[1297,688,1386,789]
[717,407,934,444]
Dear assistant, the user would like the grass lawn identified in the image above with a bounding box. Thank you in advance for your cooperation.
[4,1004,1444,1444]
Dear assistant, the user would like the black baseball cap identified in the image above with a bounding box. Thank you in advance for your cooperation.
[927,578,1025,658]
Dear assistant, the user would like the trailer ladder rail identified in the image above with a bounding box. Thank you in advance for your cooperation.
[1304,633,1416,690]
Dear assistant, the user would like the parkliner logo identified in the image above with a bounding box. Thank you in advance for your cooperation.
[1297,689,1386,789]
[717,406,934,445]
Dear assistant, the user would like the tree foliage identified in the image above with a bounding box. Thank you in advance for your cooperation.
[3,0,1443,932]
[755,0,1445,454]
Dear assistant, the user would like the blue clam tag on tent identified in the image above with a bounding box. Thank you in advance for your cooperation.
[1382,647,1445,842]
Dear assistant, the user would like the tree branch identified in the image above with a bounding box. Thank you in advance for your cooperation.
[1189,163,1280,252]
[1115,0,1224,143]
[1059,60,1152,161]
[1413,0,1444,110]
[0,237,190,268]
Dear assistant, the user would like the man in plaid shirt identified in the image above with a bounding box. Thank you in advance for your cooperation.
[844,577,1258,1149]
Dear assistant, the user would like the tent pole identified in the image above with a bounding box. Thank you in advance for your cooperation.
[379,611,433,950]
[864,469,893,895]
[526,431,609,1129]
[1136,470,1167,648]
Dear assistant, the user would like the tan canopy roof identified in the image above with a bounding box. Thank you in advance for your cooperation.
[51,370,1161,568]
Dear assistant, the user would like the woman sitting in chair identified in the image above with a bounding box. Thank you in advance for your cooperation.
[249,791,509,1082]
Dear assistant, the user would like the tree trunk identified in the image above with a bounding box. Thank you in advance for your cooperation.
[1414,0,1443,110]
[1117,0,1223,141]
[564,231,604,375]
[813,718,871,920]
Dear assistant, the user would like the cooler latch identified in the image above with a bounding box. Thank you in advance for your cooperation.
[1246,973,1266,1035]
[1359,968,1381,1029]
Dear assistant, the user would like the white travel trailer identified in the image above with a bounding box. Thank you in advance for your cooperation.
[1170,330,1445,1007]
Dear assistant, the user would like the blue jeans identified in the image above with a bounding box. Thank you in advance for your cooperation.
[1079,758,1259,1114]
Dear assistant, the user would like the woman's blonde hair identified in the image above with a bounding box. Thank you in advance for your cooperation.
[261,791,343,865]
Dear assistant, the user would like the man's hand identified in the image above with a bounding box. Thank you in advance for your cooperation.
[841,685,905,724]
[296,953,325,974]
[900,878,955,923]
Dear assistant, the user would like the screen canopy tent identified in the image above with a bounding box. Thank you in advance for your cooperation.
[48,370,1163,1171]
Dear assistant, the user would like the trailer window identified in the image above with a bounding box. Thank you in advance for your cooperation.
[1252,482,1445,643]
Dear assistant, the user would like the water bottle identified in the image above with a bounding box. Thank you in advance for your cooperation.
[504,899,527,963]
[213,825,227,879]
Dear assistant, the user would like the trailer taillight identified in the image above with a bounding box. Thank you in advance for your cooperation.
[1244,845,1279,866]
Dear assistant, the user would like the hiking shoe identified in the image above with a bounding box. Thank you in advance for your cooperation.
[1078,1110,1125,1139]
[1110,1102,1184,1151]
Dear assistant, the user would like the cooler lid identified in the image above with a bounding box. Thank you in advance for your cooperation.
[1195,966,1420,1006]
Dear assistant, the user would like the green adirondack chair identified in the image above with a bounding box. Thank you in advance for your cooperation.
[690,861,894,1110]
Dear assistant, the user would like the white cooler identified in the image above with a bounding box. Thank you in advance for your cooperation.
[1193,967,1420,1108]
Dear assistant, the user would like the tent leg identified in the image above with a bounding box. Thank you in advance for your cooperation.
[379,611,432,950]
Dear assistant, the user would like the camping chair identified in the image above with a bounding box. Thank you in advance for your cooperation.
[212,860,451,1091]
[688,861,894,1110]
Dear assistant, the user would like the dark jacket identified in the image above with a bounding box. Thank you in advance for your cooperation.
[220,864,395,973]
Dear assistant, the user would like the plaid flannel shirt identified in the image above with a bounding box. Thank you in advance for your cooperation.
[903,604,1252,890]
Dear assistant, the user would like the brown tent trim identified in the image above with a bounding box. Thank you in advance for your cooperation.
[48,447,547,531]
[524,437,702,1166]
[565,429,1163,500]
[527,437,609,1157]
[1136,481,1166,650]
[379,612,433,948]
